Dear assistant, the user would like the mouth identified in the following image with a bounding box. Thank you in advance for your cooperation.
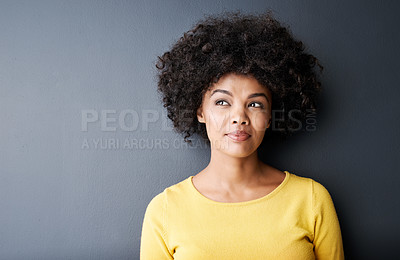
[225,130,251,142]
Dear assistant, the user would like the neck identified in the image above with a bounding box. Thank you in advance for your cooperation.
[202,149,265,188]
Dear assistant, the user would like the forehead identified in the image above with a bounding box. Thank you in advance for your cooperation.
[207,73,271,95]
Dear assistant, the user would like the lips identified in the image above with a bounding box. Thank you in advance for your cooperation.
[226,130,251,142]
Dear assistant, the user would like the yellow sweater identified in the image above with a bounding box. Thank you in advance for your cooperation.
[140,171,344,259]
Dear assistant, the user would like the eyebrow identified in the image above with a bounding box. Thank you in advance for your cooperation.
[211,89,270,102]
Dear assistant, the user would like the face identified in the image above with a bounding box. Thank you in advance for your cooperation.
[197,73,272,158]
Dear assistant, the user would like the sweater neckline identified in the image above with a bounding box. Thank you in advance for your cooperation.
[187,171,291,206]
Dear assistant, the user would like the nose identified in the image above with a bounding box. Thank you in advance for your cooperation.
[231,107,249,125]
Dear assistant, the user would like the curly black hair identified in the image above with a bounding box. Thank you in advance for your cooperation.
[156,10,322,143]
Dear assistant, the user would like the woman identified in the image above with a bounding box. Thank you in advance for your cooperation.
[140,11,344,259]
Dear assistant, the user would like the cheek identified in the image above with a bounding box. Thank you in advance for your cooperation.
[252,111,270,131]
[204,109,229,134]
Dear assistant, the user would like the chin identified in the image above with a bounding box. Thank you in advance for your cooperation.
[218,142,258,158]
[226,150,257,158]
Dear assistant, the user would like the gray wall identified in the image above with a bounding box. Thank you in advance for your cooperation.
[1,0,399,259]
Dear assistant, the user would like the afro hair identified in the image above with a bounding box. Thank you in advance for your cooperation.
[156,10,322,143]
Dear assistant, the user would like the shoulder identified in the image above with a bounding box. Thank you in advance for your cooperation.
[286,172,333,200]
[163,176,192,197]
[145,176,192,212]
[288,173,336,212]
[311,178,333,200]
[285,172,314,191]
[143,192,165,219]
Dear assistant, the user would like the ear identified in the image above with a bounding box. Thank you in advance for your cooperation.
[197,107,205,123]
[266,118,272,129]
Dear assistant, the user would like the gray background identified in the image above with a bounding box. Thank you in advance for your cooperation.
[1,0,399,259]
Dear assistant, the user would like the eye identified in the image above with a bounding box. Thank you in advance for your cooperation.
[215,100,229,106]
[248,102,264,108]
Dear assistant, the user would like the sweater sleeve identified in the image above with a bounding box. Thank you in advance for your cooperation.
[140,192,173,260]
[312,180,344,260]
